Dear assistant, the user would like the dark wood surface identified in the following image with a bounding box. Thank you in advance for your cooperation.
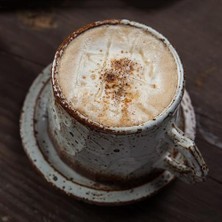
[0,0,222,221]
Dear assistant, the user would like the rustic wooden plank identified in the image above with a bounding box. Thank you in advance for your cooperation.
[0,0,222,221]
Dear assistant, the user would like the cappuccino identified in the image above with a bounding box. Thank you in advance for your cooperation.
[56,22,178,127]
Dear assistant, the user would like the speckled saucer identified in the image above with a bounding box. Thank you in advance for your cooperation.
[20,64,196,205]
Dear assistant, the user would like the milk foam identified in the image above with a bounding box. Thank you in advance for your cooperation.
[57,23,178,127]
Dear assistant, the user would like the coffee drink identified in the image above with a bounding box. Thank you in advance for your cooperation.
[56,22,178,127]
[48,20,207,189]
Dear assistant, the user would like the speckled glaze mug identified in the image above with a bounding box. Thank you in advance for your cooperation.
[48,20,208,185]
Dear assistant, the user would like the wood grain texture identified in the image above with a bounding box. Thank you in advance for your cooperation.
[0,0,222,221]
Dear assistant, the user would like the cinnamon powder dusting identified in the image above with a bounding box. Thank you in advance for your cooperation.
[99,58,140,126]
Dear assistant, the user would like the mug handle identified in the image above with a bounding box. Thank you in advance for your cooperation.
[162,124,208,183]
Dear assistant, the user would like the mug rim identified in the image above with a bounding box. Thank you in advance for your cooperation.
[52,19,184,134]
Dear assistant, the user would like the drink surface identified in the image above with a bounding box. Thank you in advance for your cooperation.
[56,23,178,127]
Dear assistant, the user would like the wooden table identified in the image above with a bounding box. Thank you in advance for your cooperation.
[0,0,221,221]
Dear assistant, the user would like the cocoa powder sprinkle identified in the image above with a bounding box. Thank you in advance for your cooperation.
[99,58,141,125]
[101,58,136,101]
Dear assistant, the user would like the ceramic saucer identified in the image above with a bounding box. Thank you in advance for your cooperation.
[20,64,196,205]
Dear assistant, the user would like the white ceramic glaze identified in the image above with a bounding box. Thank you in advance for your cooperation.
[20,64,197,205]
[50,20,208,184]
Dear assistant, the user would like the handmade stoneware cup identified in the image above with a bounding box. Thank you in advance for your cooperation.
[48,19,208,186]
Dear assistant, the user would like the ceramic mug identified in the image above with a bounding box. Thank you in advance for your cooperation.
[48,19,208,185]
